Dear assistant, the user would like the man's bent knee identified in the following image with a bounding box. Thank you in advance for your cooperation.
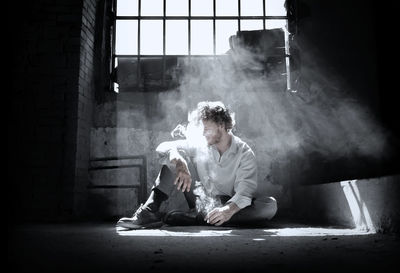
[267,197,278,220]
[256,196,278,220]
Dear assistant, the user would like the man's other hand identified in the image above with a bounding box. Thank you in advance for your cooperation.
[173,159,192,192]
[205,203,240,226]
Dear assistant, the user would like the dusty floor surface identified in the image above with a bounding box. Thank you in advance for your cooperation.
[8,222,400,273]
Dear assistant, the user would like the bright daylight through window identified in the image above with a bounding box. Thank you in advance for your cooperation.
[112,0,288,92]
[114,0,287,56]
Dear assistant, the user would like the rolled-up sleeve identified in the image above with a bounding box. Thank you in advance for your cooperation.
[227,150,258,209]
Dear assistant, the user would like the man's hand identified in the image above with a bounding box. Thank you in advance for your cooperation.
[205,203,240,226]
[173,159,192,192]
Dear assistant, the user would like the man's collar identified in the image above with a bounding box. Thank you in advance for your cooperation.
[210,133,238,155]
[226,133,238,155]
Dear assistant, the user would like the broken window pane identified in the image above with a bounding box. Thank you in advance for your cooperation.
[115,57,139,91]
[241,0,263,16]
[166,20,188,55]
[117,0,138,16]
[191,20,213,55]
[140,20,163,55]
[241,20,263,31]
[191,0,213,16]
[140,57,164,90]
[266,0,286,16]
[216,0,238,16]
[216,20,238,54]
[166,0,188,16]
[116,20,138,55]
[141,0,163,16]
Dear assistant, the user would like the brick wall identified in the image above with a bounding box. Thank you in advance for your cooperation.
[74,0,102,218]
[9,0,102,221]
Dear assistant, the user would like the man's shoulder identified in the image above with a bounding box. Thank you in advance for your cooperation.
[232,135,255,155]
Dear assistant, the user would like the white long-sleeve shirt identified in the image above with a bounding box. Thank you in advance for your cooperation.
[156,133,258,209]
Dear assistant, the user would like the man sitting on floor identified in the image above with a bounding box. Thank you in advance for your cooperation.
[117,101,277,229]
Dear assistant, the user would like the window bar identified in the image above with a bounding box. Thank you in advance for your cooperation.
[162,0,166,87]
[188,0,191,64]
[112,0,290,92]
[137,0,142,90]
[213,0,216,57]
[285,23,291,91]
[115,15,286,21]
[263,0,266,29]
[284,6,292,92]
[111,0,117,92]
[238,0,241,31]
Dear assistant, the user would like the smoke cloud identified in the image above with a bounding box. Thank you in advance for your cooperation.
[155,27,393,193]
[193,180,222,217]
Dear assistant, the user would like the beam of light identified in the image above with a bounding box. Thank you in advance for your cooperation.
[340,180,376,233]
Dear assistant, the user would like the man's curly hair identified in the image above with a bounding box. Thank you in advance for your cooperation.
[197,101,235,131]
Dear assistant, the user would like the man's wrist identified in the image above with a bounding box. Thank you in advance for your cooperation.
[172,157,189,174]
[173,157,184,167]
[227,202,240,215]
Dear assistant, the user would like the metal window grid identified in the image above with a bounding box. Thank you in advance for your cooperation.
[111,0,289,91]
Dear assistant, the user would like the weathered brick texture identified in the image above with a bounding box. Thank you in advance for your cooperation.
[9,0,100,221]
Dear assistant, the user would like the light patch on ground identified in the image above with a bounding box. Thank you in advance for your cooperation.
[117,227,235,237]
[265,227,374,236]
[116,226,374,237]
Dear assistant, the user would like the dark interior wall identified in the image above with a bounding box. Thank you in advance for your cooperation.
[9,0,82,221]
[74,0,105,218]
[288,0,400,230]
[293,0,379,115]
[276,0,400,185]
[8,0,101,222]
[295,0,398,138]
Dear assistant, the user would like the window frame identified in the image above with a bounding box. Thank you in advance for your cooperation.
[111,0,289,92]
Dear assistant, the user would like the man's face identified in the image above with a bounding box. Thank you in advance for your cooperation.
[202,120,224,145]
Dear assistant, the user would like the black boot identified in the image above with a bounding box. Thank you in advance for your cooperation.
[163,209,206,226]
[116,188,168,229]
[116,204,163,229]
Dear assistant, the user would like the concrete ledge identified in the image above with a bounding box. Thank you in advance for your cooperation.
[292,175,400,233]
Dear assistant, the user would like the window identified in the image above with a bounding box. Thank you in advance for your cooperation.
[112,0,288,92]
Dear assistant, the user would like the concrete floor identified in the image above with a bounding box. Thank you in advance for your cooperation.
[8,222,400,273]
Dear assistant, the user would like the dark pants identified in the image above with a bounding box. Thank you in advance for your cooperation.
[154,158,278,225]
